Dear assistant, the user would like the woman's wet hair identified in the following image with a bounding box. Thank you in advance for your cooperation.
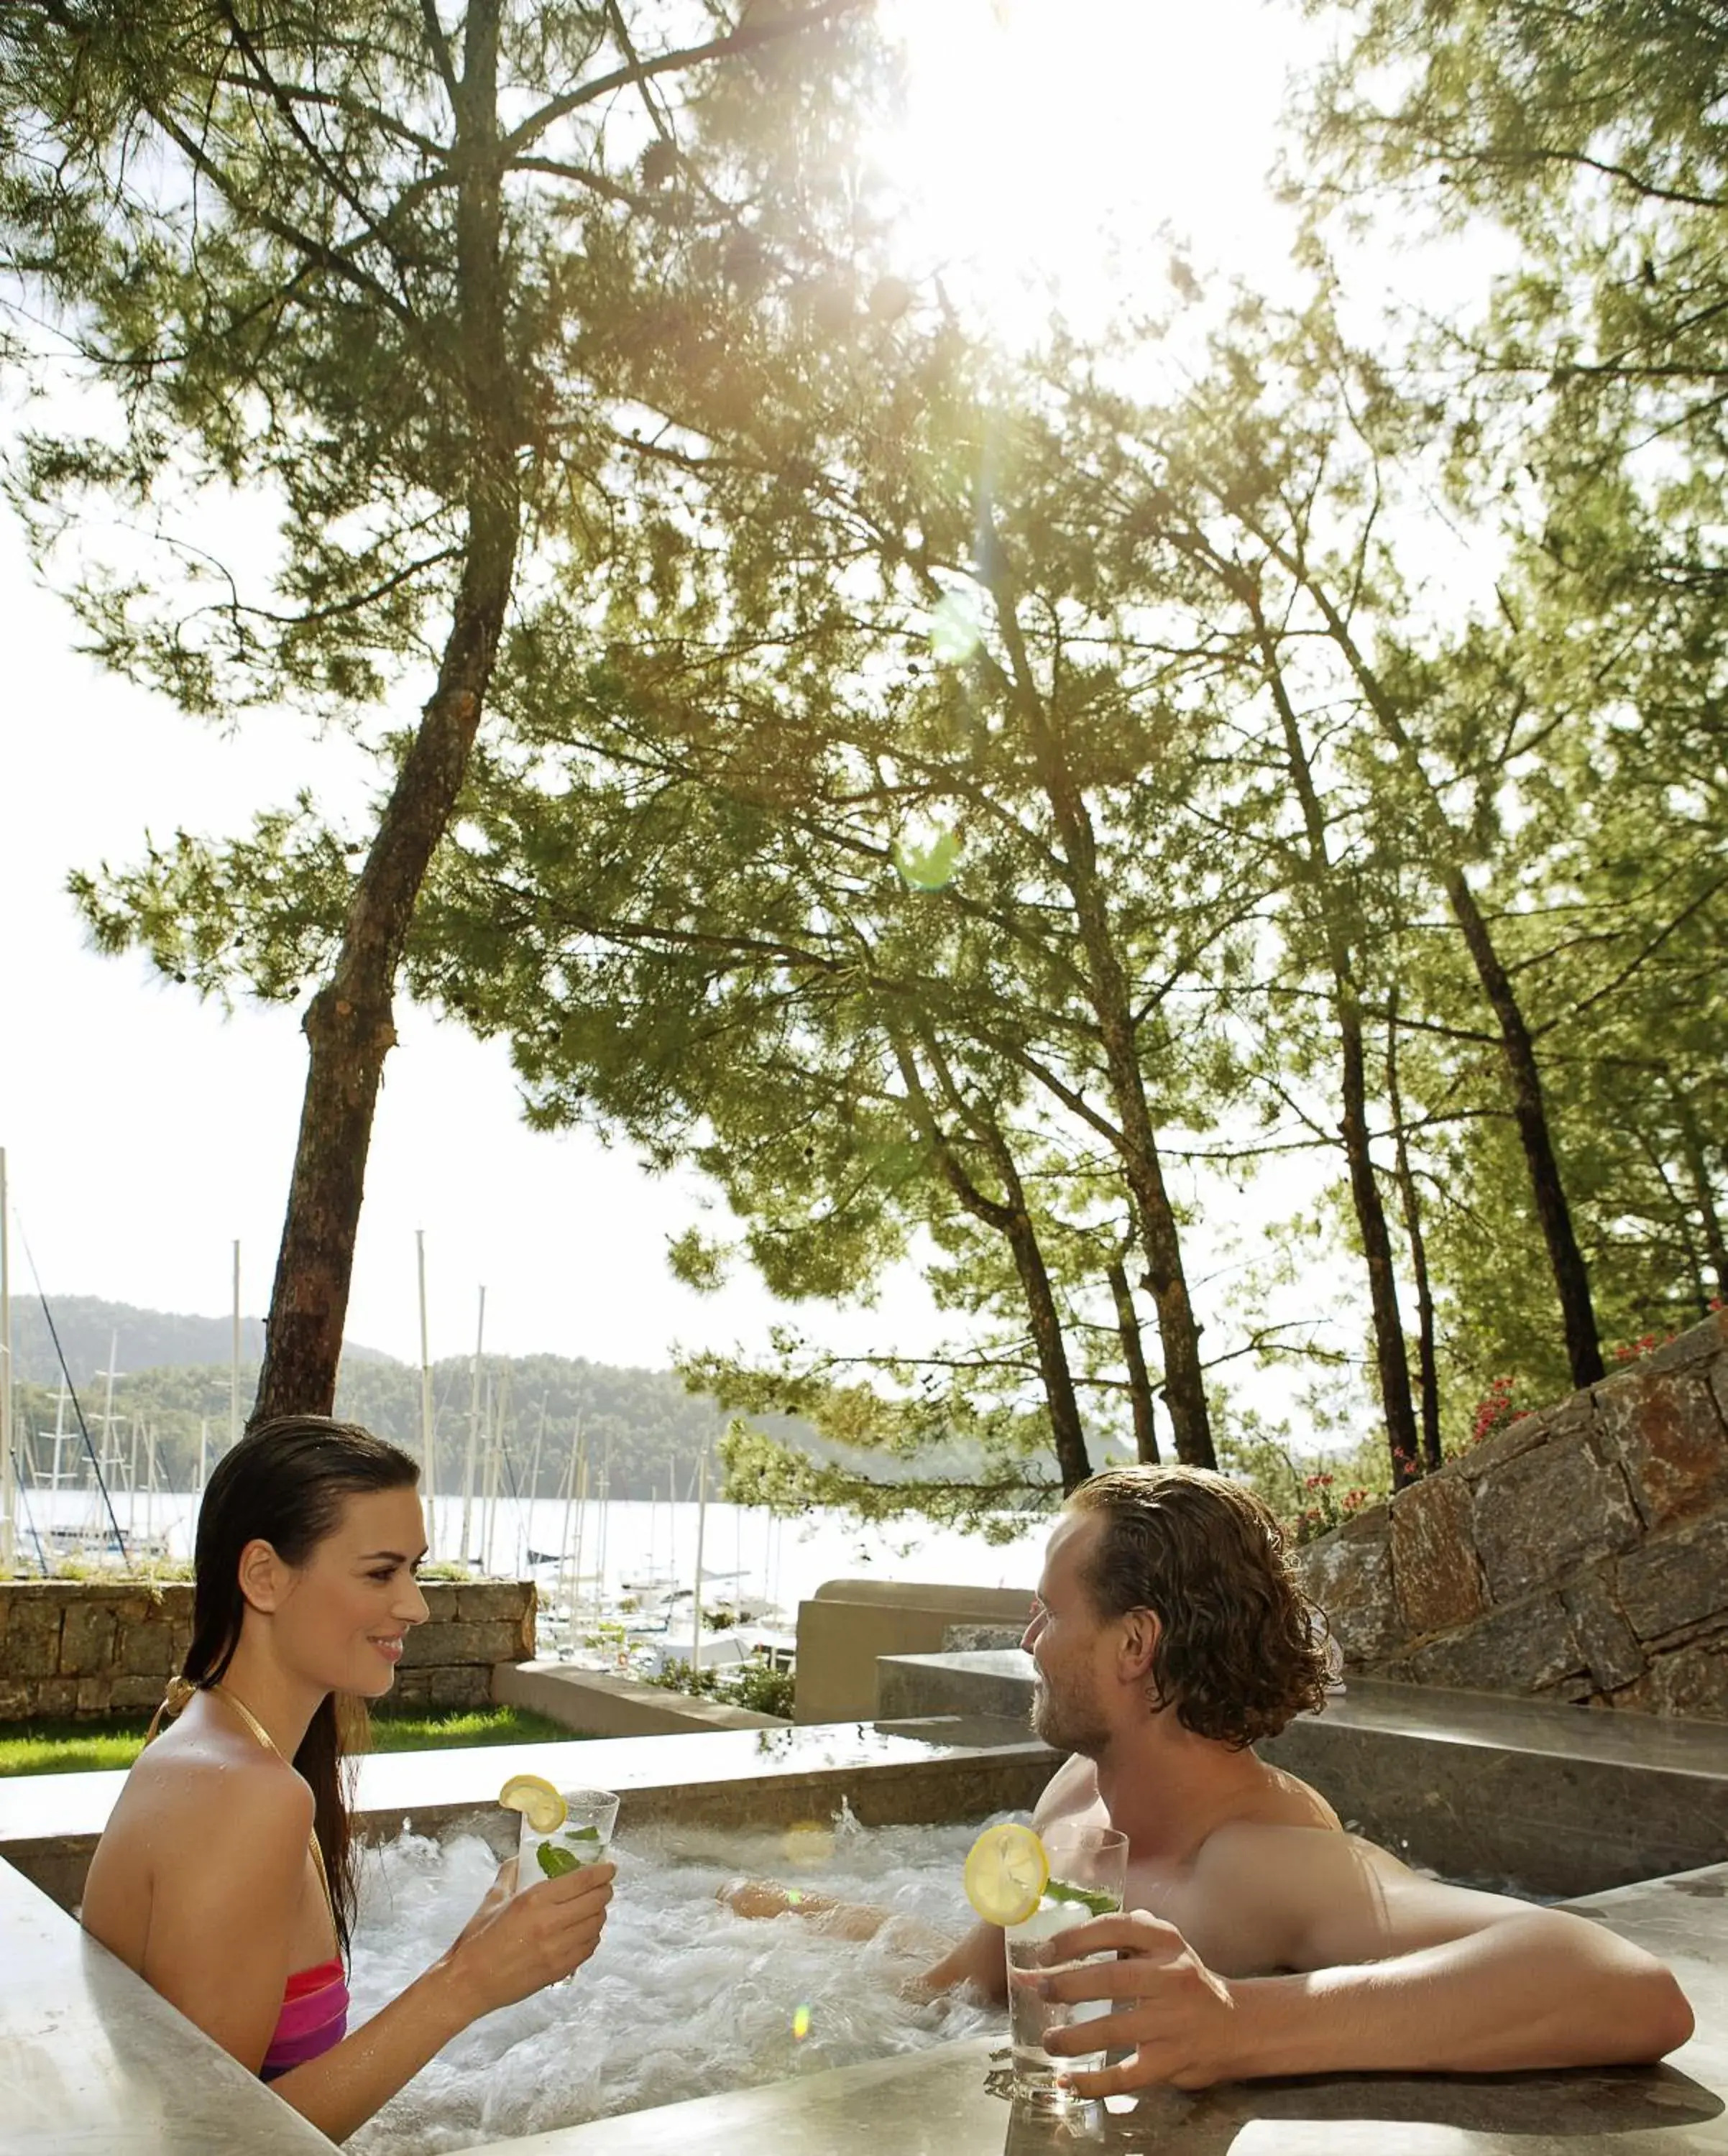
[1066,1465,1331,1746]
[183,1415,420,1956]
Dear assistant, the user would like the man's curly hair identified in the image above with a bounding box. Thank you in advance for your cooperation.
[1067,1465,1331,1747]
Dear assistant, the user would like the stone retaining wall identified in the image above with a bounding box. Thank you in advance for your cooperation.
[0,1577,536,1720]
[1297,1309,1728,1718]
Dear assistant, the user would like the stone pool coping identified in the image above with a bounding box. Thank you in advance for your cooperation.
[0,1853,331,2156]
[459,1863,1728,2156]
[0,1715,1057,2153]
[0,1712,1055,1914]
[5,1699,1727,2155]
[880,1656,1728,1898]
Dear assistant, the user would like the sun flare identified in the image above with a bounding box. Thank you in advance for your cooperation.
[870,0,1308,338]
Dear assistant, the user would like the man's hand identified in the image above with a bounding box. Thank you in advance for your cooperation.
[1039,1911,1239,2095]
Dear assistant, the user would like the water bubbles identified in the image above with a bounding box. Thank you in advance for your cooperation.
[344,1819,995,2155]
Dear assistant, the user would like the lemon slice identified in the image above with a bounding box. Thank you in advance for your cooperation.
[963,1822,1049,1926]
[498,1773,566,1835]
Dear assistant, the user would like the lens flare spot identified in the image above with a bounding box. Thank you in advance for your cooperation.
[783,1821,836,1868]
[927,589,983,664]
[792,2004,812,2042]
[891,823,961,892]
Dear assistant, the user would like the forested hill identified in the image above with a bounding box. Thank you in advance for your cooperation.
[6,1295,395,1386]
[4,1296,818,1499]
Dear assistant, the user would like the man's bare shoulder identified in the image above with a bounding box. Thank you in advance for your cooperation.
[1033,1754,1101,1830]
[1232,1761,1343,1834]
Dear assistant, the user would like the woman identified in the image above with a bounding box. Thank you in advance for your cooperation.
[81,1415,612,2142]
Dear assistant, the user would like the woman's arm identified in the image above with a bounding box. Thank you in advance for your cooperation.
[118,1761,614,2142]
[272,1861,614,2143]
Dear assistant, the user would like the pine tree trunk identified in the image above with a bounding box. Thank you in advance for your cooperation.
[1675,1089,1728,1307]
[253,1,519,1424]
[1256,618,1421,1485]
[1440,868,1604,1387]
[1107,1258,1161,1463]
[1280,566,1606,1392]
[982,540,1215,1468]
[1008,1220,1095,1496]
[1386,991,1443,1472]
[891,1036,1093,1495]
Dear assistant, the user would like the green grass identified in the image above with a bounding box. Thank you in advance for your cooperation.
[0,1703,580,1778]
[0,1717,153,1777]
[368,1705,580,1752]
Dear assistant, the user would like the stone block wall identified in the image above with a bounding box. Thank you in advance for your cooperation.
[0,1577,536,1720]
[1296,1309,1728,1718]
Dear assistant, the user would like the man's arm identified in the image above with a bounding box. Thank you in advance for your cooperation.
[916,1920,1008,2002]
[1041,1828,1693,2093]
[914,1756,1098,2001]
[722,1758,1093,2002]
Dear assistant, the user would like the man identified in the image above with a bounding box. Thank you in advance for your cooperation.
[730,1465,1694,2095]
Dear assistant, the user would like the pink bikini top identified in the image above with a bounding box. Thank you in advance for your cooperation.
[261,1956,350,2081]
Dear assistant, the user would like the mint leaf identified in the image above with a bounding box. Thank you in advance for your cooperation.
[1044,1879,1121,1918]
[537,1843,580,1879]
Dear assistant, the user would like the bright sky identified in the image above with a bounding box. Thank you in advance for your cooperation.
[0,0,1449,1387]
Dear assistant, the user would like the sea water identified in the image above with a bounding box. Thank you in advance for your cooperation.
[344,1812,1005,2155]
[26,1489,1044,1619]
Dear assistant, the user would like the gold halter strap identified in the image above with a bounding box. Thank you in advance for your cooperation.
[212,1684,340,1945]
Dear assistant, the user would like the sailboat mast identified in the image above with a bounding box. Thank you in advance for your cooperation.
[416,1230,436,1560]
[480,1370,503,1576]
[229,1241,242,1453]
[96,1332,119,1531]
[566,1424,587,1627]
[0,1148,13,1575]
[595,1439,612,1618]
[689,1443,709,1669]
[459,1286,485,1568]
[523,1395,547,1577]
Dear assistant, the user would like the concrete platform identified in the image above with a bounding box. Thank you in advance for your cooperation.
[0,1855,329,2156]
[460,1864,1728,2156]
[4,1707,1724,2155]
[877,1652,1728,1899]
[492,1658,786,1736]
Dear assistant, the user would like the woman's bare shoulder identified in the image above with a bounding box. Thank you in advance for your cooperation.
[84,1723,310,1964]
[112,1721,313,1847]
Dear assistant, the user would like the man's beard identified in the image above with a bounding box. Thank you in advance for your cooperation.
[1030,1672,1111,1757]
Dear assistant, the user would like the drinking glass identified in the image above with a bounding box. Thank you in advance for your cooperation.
[516,1787,618,1987]
[518,1787,620,1881]
[1003,1825,1129,2108]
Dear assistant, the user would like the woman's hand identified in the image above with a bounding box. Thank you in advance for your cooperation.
[719,1876,808,1921]
[449,1857,615,2017]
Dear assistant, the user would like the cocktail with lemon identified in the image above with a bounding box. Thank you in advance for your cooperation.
[964,1821,1129,2106]
[499,1774,620,1881]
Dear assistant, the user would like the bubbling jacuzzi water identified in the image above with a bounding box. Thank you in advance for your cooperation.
[345,1808,1006,2155]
